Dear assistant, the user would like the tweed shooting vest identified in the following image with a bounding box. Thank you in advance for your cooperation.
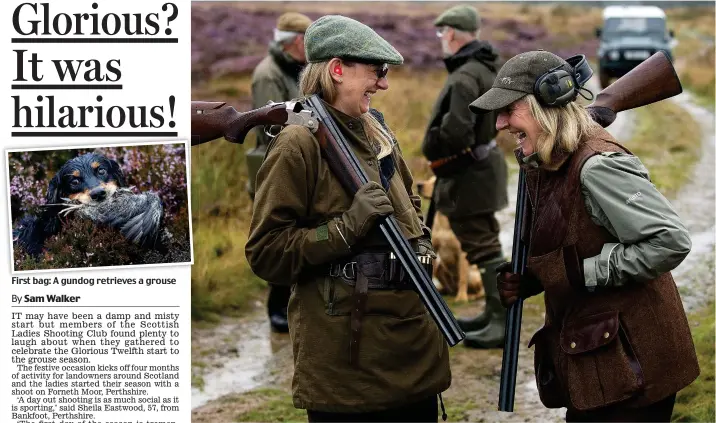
[524,131,699,411]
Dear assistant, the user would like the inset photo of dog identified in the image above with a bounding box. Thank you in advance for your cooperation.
[8,141,192,272]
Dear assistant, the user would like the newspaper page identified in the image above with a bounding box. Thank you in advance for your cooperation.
[1,1,191,422]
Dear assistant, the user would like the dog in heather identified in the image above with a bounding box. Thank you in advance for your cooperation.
[13,152,164,257]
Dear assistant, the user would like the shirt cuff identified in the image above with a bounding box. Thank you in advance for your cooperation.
[583,255,599,291]
[583,243,620,290]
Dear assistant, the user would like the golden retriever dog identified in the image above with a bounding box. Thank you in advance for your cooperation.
[416,176,484,303]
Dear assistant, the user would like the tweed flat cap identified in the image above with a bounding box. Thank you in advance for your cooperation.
[305,15,404,65]
[470,51,571,114]
[434,5,480,32]
[277,12,312,33]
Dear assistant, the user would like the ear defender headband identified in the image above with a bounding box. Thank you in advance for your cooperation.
[534,54,594,107]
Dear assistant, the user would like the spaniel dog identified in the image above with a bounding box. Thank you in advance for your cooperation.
[13,152,164,257]
[416,176,484,303]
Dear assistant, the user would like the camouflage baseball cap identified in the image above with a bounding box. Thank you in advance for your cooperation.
[434,5,480,32]
[276,12,312,33]
[305,15,404,65]
[469,50,571,114]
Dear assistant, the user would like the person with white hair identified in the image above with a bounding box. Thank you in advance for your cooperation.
[422,5,509,349]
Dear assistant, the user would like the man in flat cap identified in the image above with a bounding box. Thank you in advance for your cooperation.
[422,4,509,349]
[248,11,312,333]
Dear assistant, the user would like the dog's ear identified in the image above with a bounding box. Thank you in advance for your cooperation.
[46,173,61,205]
[108,158,127,187]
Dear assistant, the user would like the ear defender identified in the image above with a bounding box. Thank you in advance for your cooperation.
[334,65,342,76]
[533,54,593,107]
[534,68,577,107]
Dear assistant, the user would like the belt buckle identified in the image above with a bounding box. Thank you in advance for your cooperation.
[328,263,341,278]
[342,262,357,280]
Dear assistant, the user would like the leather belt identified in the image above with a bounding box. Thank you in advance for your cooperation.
[325,252,433,366]
[326,252,433,290]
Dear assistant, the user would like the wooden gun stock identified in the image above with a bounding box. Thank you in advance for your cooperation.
[587,50,682,128]
[191,101,289,146]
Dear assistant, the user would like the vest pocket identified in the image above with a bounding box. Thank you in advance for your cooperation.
[528,325,568,408]
[528,245,583,292]
[559,311,645,411]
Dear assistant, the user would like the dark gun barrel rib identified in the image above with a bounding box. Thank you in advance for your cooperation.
[305,95,465,347]
[498,169,528,412]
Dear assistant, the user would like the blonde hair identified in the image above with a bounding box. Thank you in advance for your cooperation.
[523,94,601,165]
[299,61,394,159]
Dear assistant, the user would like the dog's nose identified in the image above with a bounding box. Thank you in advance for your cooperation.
[89,187,106,201]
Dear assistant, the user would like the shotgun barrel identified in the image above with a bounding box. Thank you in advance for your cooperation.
[305,95,465,347]
[498,169,528,412]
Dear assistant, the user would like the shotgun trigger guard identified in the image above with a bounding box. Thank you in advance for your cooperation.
[285,100,319,133]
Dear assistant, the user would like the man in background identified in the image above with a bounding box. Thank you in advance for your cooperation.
[248,12,312,333]
[421,5,509,348]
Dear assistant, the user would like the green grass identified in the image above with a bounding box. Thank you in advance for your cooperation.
[668,7,715,108]
[673,302,715,422]
[443,397,477,422]
[628,101,701,198]
[233,389,306,422]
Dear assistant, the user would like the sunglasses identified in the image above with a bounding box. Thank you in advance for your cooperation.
[374,63,389,79]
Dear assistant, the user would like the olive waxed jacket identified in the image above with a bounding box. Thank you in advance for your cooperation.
[422,40,508,217]
[245,102,451,412]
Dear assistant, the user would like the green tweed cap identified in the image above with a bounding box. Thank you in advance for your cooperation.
[469,50,571,114]
[434,5,480,32]
[305,15,404,65]
[277,12,312,33]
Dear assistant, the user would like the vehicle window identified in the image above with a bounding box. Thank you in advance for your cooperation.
[603,17,666,38]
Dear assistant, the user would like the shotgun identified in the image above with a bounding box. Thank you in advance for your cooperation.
[192,96,464,347]
[498,50,683,412]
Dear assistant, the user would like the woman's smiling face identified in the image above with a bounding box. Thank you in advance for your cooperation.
[332,61,390,117]
[496,98,543,156]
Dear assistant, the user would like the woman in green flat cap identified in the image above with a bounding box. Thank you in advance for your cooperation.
[246,15,450,422]
[470,50,698,421]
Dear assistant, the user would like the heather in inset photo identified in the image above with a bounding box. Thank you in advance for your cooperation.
[8,142,192,271]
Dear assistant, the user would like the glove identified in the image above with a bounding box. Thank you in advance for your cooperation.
[496,261,543,308]
[341,181,394,245]
[412,235,437,260]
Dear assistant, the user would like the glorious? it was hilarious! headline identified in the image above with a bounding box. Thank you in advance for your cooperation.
[10,2,180,137]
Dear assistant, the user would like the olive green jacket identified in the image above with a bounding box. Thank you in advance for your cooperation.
[422,41,508,217]
[245,103,451,412]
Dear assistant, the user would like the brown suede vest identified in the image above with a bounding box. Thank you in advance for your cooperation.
[524,130,699,411]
